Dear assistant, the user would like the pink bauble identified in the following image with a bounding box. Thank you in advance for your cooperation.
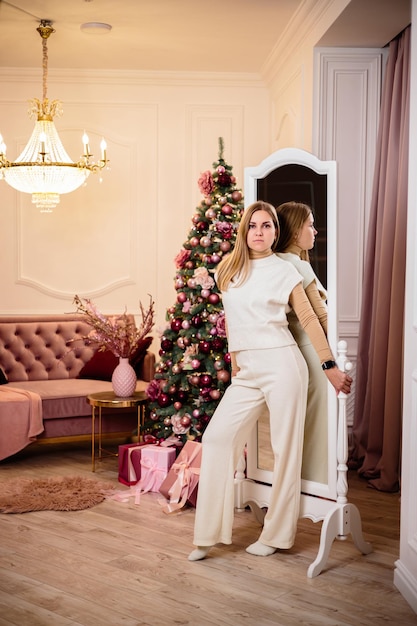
[175,277,184,288]
[218,196,227,205]
[187,278,196,288]
[192,213,200,224]
[177,291,187,303]
[181,319,190,330]
[208,313,218,323]
[224,352,232,364]
[172,363,182,375]
[185,260,194,269]
[168,306,176,314]
[163,417,172,426]
[200,374,213,387]
[177,337,185,349]
[205,208,216,219]
[191,359,201,369]
[160,338,173,351]
[211,253,221,264]
[200,236,211,248]
[199,340,211,353]
[158,393,170,407]
[220,240,231,252]
[180,415,191,427]
[221,204,233,215]
[212,337,224,351]
[201,289,210,299]
[208,293,220,305]
[171,318,182,332]
[205,198,213,206]
[190,237,200,247]
[232,190,242,202]
[214,359,224,371]
[192,408,201,418]
[217,369,230,383]
[196,221,208,232]
[174,401,182,411]
[190,374,200,386]
[210,389,221,400]
[169,385,177,395]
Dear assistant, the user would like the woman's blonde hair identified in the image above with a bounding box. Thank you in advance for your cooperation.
[275,201,313,261]
[216,201,279,291]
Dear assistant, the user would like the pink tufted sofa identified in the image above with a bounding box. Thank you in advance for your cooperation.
[0,314,155,460]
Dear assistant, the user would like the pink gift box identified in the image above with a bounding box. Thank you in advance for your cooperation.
[118,442,150,486]
[137,445,177,494]
[159,441,202,513]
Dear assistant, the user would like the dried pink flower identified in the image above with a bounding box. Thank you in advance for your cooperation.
[171,414,190,435]
[193,267,215,290]
[216,312,227,337]
[70,294,155,358]
[215,221,234,239]
[198,170,215,196]
[174,248,191,269]
[146,379,162,401]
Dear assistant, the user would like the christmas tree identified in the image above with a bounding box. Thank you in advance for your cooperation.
[145,138,244,444]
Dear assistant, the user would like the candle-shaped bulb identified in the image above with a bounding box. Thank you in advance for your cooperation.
[100,137,107,161]
[82,132,90,156]
[39,131,46,155]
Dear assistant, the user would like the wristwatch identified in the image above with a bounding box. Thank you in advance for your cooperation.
[321,360,336,370]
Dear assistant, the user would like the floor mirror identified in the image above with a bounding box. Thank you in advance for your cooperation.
[234,148,372,577]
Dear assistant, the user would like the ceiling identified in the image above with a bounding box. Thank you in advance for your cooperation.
[0,0,412,74]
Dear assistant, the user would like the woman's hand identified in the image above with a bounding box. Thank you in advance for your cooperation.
[324,367,353,395]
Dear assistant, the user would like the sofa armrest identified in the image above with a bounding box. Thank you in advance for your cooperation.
[136,351,156,383]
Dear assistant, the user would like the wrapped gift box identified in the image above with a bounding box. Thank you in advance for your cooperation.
[136,445,177,494]
[159,441,202,513]
[118,442,150,486]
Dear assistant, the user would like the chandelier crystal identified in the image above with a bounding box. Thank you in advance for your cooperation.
[0,20,108,212]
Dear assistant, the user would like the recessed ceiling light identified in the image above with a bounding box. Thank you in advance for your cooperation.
[80,22,112,34]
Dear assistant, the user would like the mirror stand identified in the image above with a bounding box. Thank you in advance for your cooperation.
[234,148,372,576]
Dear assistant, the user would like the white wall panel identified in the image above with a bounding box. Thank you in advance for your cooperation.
[0,69,269,336]
[314,48,385,342]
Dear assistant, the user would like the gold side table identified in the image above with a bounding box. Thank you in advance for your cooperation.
[86,390,148,472]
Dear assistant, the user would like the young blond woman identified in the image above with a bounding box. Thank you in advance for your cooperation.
[189,201,351,562]
[275,200,339,484]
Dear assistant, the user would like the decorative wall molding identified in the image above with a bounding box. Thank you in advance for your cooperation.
[0,67,266,89]
[314,47,385,340]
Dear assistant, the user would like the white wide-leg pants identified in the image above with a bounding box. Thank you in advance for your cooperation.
[193,344,308,549]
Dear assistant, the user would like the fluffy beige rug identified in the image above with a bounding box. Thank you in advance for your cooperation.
[0,476,115,514]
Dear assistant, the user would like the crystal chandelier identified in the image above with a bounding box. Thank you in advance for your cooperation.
[0,20,108,212]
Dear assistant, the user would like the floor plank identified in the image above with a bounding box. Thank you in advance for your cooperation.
[0,443,416,625]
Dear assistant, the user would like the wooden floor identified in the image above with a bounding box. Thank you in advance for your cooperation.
[0,442,416,626]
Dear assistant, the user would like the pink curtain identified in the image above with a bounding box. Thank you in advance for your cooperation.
[351,26,410,492]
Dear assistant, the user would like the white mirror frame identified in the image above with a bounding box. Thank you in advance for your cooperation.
[244,147,338,501]
[234,148,372,577]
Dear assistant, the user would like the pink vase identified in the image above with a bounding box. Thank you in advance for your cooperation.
[111,357,137,397]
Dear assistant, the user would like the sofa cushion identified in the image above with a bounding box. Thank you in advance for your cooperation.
[78,349,118,381]
[9,379,149,419]
[130,336,153,376]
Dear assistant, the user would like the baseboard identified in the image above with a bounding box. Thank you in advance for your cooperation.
[394,559,417,614]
